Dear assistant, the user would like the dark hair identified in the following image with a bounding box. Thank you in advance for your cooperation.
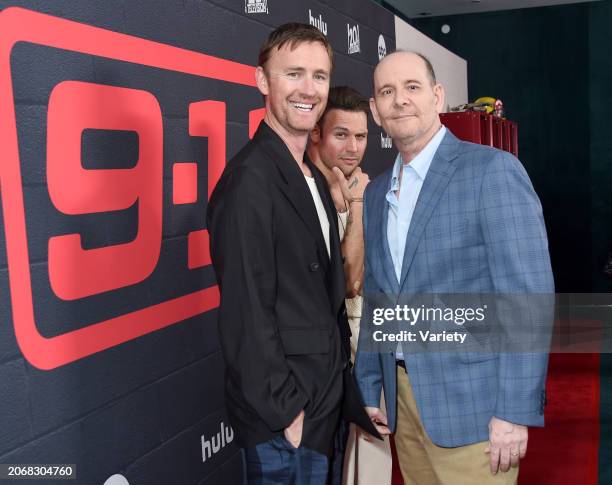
[258,23,333,70]
[318,86,368,132]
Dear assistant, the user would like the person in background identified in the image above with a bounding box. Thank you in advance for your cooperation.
[308,85,392,485]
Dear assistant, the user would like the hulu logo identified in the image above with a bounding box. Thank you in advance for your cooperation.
[201,422,235,462]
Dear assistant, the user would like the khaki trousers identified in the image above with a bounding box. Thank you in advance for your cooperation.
[395,366,518,485]
[343,311,392,485]
[342,393,393,485]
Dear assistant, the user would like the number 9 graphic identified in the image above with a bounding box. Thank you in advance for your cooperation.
[47,81,163,300]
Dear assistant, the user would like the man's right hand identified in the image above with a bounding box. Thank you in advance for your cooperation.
[284,410,305,448]
[365,406,391,438]
[333,166,370,203]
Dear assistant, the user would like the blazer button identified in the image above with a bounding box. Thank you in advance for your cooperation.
[309,262,320,272]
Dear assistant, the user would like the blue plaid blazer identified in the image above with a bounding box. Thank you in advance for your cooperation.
[354,130,554,447]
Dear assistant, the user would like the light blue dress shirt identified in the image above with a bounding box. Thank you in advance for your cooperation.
[386,126,446,360]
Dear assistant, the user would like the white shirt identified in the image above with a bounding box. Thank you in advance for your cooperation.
[304,174,330,258]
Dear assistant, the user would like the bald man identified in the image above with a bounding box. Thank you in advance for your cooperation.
[354,51,554,485]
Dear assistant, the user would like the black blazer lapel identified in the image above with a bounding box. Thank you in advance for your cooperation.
[254,123,331,270]
[306,157,345,314]
[307,160,351,359]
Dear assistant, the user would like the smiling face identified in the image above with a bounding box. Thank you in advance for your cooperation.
[370,51,444,151]
[314,108,368,176]
[256,41,331,139]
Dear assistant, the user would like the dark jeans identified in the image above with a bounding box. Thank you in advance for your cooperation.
[242,421,349,485]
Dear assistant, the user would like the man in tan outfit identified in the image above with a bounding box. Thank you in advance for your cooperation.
[308,86,392,485]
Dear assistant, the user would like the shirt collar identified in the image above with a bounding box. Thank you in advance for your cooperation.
[389,125,447,188]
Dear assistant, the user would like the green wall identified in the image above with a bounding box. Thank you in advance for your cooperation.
[589,3,612,482]
[588,1,612,294]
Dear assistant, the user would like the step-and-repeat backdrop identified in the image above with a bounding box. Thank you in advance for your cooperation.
[0,1,464,483]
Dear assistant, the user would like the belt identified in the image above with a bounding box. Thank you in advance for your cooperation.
[396,360,406,371]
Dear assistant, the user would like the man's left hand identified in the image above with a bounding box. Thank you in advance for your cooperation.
[485,416,528,474]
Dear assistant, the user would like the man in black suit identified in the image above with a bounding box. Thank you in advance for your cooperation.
[207,24,376,484]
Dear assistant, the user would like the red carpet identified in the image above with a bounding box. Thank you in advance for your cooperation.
[520,353,600,485]
[390,436,402,485]
[390,354,601,484]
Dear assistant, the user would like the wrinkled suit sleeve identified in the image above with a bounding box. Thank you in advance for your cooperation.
[479,151,554,426]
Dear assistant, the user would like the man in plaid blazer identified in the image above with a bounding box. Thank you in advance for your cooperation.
[354,51,554,484]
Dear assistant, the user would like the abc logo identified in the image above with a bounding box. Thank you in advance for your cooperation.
[377,34,387,60]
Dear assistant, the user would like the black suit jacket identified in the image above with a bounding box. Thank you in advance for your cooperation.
[207,122,374,455]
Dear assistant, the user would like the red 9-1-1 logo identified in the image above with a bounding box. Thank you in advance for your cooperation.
[0,7,265,370]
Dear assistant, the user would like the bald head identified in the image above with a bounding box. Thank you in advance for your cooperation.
[369,50,445,159]
[374,51,437,92]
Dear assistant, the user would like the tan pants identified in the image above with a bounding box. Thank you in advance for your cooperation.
[395,366,518,485]
[343,393,393,485]
[343,310,392,485]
